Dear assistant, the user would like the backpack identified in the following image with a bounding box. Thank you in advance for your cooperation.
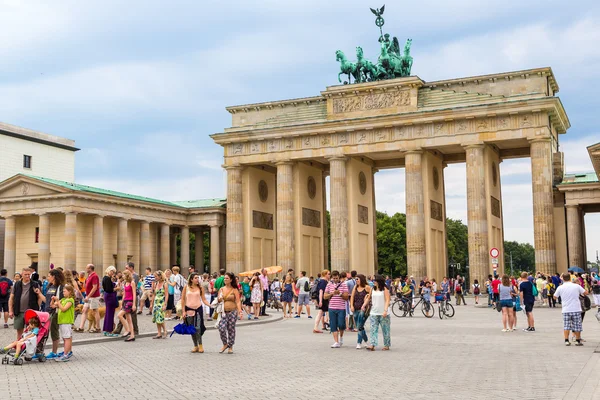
[310,282,319,300]
[580,295,591,311]
[0,280,9,297]
[455,283,462,293]
[531,282,538,297]
[304,280,310,292]
[473,284,480,295]
[549,284,556,296]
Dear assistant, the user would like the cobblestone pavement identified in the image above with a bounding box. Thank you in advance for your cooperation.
[1,304,600,400]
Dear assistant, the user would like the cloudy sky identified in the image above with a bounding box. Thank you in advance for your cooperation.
[1,0,599,262]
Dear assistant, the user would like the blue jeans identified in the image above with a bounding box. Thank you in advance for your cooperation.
[353,310,368,344]
[328,309,346,332]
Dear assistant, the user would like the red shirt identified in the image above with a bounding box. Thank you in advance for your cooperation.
[86,272,100,298]
[491,279,501,294]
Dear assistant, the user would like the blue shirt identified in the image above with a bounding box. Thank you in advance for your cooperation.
[520,281,535,304]
[551,275,561,287]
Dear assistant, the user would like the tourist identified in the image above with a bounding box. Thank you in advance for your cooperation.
[592,279,600,308]
[201,273,211,318]
[491,275,501,308]
[44,268,65,359]
[1,315,39,360]
[53,284,75,361]
[240,276,252,319]
[540,275,548,306]
[250,272,262,319]
[151,270,169,339]
[117,270,136,342]
[171,266,185,313]
[455,278,466,306]
[214,269,226,293]
[165,269,175,320]
[324,270,349,348]
[546,278,557,308]
[366,275,391,351]
[499,275,516,332]
[350,274,371,349]
[345,271,356,328]
[63,270,82,303]
[112,262,139,336]
[472,279,481,305]
[217,272,242,354]
[8,268,44,340]
[281,274,293,318]
[259,268,270,316]
[292,277,300,315]
[554,273,588,346]
[313,270,330,333]
[102,266,118,337]
[74,264,101,333]
[181,273,210,353]
[0,269,14,329]
[138,267,155,315]
[519,271,536,332]
[13,272,21,282]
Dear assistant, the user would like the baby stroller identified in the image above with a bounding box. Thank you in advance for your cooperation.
[1,310,50,365]
[267,290,283,312]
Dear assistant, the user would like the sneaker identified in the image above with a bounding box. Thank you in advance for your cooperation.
[529,327,536,332]
[356,344,362,350]
[55,354,71,362]
[523,327,531,332]
[565,341,571,346]
[339,337,344,345]
[294,315,300,319]
[45,352,58,360]
[3,324,7,329]
[308,316,313,319]
[330,342,340,348]
[575,341,583,346]
[501,329,509,332]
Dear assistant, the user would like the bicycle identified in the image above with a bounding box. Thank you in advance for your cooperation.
[437,295,455,319]
[392,294,434,318]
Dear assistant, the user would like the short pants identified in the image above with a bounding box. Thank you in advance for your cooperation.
[0,301,9,313]
[88,297,100,310]
[50,312,59,341]
[328,309,346,332]
[500,299,513,308]
[59,324,72,339]
[297,293,311,306]
[524,302,534,313]
[563,312,583,332]
[13,313,25,330]
[122,300,133,314]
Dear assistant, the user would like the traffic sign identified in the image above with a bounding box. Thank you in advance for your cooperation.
[490,248,499,258]
[491,258,498,264]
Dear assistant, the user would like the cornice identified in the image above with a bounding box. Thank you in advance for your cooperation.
[225,95,325,114]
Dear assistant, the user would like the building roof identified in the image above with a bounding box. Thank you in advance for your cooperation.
[587,142,600,179]
[561,173,599,185]
[0,122,79,152]
[21,175,226,209]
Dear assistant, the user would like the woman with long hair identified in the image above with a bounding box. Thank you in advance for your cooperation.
[181,273,211,353]
[102,266,119,337]
[350,274,371,349]
[366,275,391,351]
[249,272,262,320]
[201,273,211,318]
[44,268,65,359]
[63,270,81,302]
[151,270,169,339]
[117,270,136,342]
[281,274,294,318]
[164,269,175,320]
[499,274,516,332]
[217,272,243,354]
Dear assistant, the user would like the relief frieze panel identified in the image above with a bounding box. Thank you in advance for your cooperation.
[490,196,501,218]
[302,208,321,228]
[332,89,411,114]
[252,210,273,230]
[430,200,443,222]
[358,205,369,224]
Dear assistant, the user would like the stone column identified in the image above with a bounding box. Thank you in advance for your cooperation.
[170,229,178,267]
[372,167,379,272]
[92,215,104,269]
[3,216,16,277]
[276,161,295,273]
[210,224,221,274]
[465,144,489,284]
[117,218,128,268]
[64,212,77,271]
[0,219,5,270]
[38,213,50,276]
[180,226,190,271]
[160,224,170,271]
[530,138,557,275]
[226,166,244,274]
[219,224,226,270]
[328,156,349,272]
[566,205,582,268]
[405,151,427,279]
[140,221,150,271]
[322,173,329,270]
[194,228,204,272]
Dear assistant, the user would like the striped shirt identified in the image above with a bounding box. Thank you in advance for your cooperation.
[325,281,349,310]
[143,274,155,290]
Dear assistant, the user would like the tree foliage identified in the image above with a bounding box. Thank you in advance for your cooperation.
[503,240,535,274]
[376,211,407,277]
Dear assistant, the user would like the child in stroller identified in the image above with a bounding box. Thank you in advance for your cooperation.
[1,310,50,365]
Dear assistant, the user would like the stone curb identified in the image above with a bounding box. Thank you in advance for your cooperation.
[43,315,284,349]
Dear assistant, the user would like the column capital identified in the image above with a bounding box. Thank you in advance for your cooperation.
[325,155,347,162]
[118,216,130,221]
[63,211,78,216]
[462,143,485,150]
[528,137,552,144]
[208,223,222,228]
[565,204,580,209]
[274,159,294,166]
[404,149,423,155]
[223,163,243,170]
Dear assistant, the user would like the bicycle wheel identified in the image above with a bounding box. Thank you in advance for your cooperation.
[422,301,434,318]
[444,302,455,318]
[392,300,405,318]
[438,303,444,319]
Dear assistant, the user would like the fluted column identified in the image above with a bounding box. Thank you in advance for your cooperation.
[140,221,150,271]
[226,166,243,274]
[160,223,170,271]
[38,214,50,276]
[170,230,178,266]
[372,167,379,272]
[566,205,582,268]
[92,215,104,269]
[64,212,77,271]
[276,161,295,273]
[180,226,190,271]
[3,216,16,277]
[465,144,488,284]
[405,151,426,279]
[194,229,204,271]
[117,218,128,268]
[328,156,349,271]
[210,224,221,274]
[322,173,329,270]
[530,138,557,275]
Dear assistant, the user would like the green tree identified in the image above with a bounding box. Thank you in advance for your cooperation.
[503,241,535,274]
[446,218,469,270]
[376,211,407,277]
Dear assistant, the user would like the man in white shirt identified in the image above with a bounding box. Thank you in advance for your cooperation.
[554,273,588,346]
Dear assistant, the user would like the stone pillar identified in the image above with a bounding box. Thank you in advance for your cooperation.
[405,151,427,279]
[170,229,178,267]
[219,224,226,270]
[194,229,204,272]
[322,174,329,270]
[180,226,190,271]
[140,221,150,271]
[160,224,170,271]
[92,215,104,269]
[3,216,16,277]
[226,166,244,274]
[38,213,50,276]
[530,138,557,275]
[372,167,379,272]
[210,224,221,274]
[328,156,349,272]
[465,144,489,284]
[64,212,77,271]
[0,219,5,270]
[117,218,128,268]
[566,205,582,268]
[276,161,295,272]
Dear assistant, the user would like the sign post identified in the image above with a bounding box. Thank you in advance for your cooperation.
[490,248,499,275]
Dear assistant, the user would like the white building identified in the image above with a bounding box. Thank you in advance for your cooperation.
[0,122,78,269]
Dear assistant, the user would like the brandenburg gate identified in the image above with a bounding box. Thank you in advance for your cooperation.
[211,66,570,285]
